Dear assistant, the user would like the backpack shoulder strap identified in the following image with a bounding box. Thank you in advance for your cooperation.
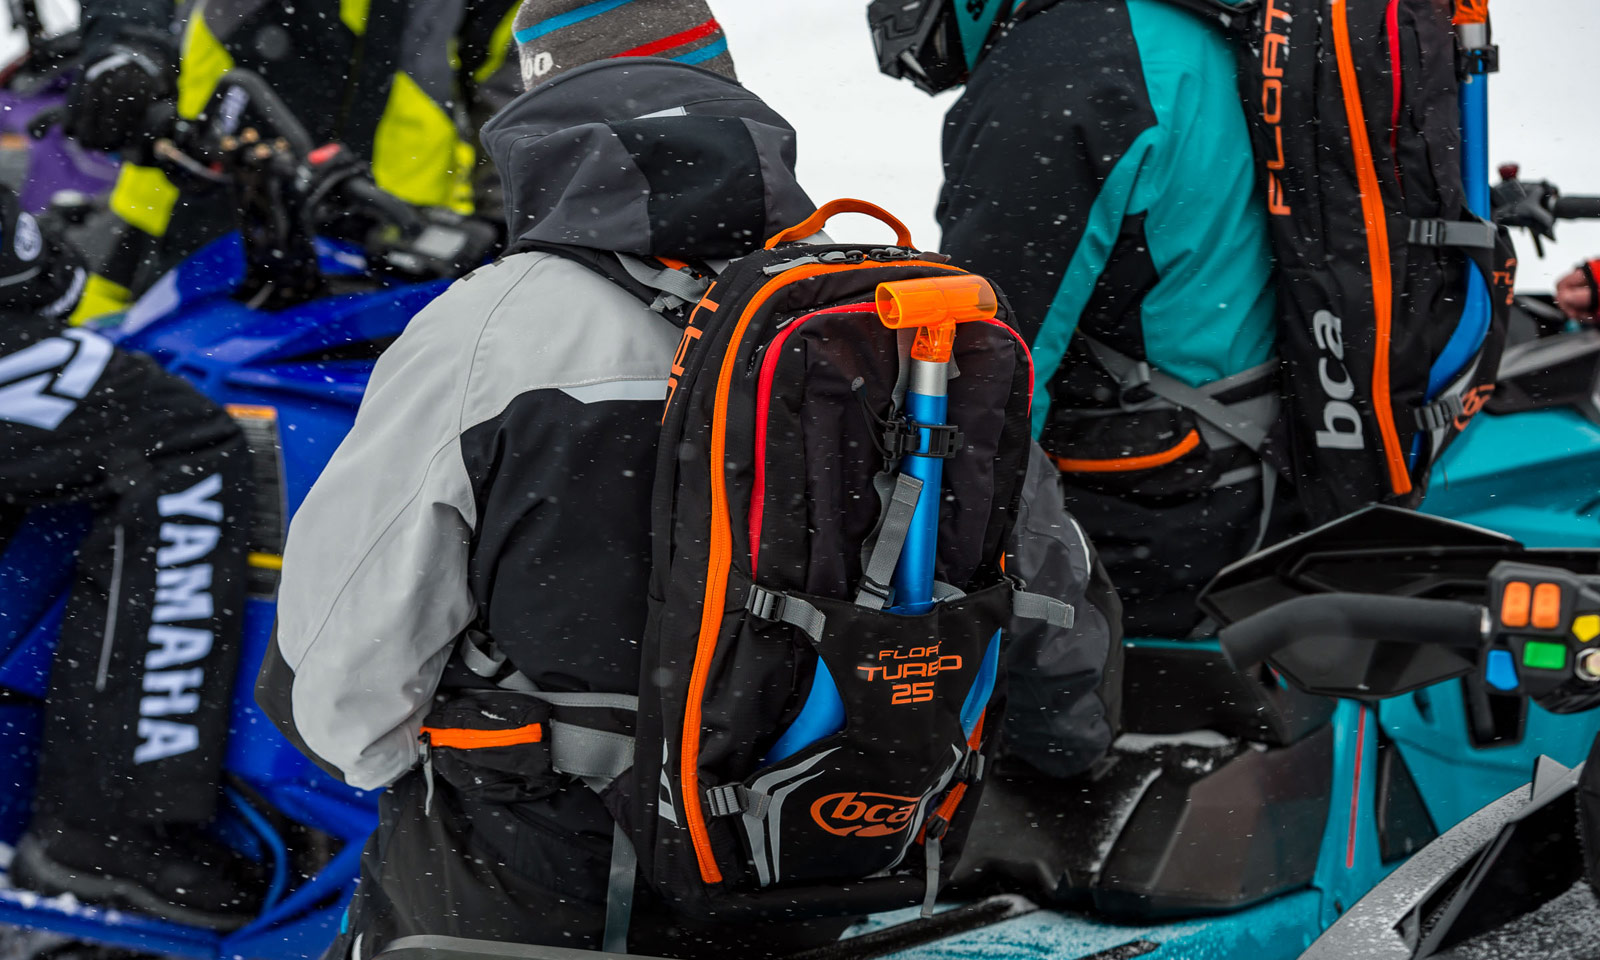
[502,239,712,325]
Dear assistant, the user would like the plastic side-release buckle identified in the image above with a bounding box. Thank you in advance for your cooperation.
[747,584,785,622]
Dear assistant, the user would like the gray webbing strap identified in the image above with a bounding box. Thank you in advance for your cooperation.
[549,721,634,785]
[892,328,915,412]
[747,586,828,644]
[460,630,514,678]
[602,823,637,954]
[1250,465,1277,555]
[1414,392,1466,432]
[1195,393,1278,453]
[455,631,638,789]
[1012,591,1075,629]
[932,581,966,602]
[614,253,712,311]
[921,830,944,918]
[459,633,638,711]
[1081,337,1269,453]
[855,473,925,610]
[1408,217,1497,250]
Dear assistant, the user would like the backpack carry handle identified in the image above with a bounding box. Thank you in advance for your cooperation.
[765,198,915,250]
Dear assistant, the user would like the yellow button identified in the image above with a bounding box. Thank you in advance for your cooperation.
[1574,614,1600,644]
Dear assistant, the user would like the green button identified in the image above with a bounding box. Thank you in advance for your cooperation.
[1523,640,1569,671]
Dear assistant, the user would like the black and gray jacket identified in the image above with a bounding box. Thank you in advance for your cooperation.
[260,58,1117,795]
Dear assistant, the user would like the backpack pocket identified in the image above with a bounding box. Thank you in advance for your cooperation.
[1044,406,1220,501]
[696,576,1011,891]
[420,691,558,804]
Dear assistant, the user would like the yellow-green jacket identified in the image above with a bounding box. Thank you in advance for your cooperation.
[77,0,517,320]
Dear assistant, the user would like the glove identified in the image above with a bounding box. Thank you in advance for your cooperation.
[1556,262,1600,323]
[0,187,85,319]
[65,40,175,153]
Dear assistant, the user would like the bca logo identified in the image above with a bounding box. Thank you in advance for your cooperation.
[811,791,919,838]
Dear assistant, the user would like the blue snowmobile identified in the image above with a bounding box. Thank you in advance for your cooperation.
[0,71,493,960]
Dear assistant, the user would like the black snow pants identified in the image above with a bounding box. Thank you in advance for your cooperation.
[328,769,854,960]
[0,317,249,828]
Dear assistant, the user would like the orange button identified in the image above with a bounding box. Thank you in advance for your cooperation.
[1532,583,1564,629]
[1501,581,1531,627]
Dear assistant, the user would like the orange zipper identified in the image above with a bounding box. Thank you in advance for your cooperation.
[1332,0,1409,496]
[421,724,543,749]
[681,258,965,885]
[1054,429,1201,473]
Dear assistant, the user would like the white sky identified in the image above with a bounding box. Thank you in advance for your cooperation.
[720,0,1600,291]
[3,1,1594,289]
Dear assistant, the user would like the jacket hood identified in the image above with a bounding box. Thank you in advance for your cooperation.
[482,58,816,260]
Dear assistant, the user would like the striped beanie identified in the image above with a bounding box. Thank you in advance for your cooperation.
[513,0,736,89]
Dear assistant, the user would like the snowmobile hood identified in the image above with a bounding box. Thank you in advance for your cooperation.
[481,58,816,260]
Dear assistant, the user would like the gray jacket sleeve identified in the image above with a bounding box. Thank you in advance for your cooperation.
[261,261,536,791]
[1002,442,1123,779]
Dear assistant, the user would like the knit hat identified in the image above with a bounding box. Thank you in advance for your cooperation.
[512,0,736,89]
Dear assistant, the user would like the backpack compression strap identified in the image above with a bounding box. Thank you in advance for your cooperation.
[1075,335,1279,552]
[450,630,639,953]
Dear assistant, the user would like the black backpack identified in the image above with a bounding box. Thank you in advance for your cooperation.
[1019,0,1515,526]
[1230,0,1515,523]
[611,199,1068,923]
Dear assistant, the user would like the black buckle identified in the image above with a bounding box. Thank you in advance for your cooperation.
[1410,218,1444,247]
[854,379,964,460]
[881,419,964,459]
[857,576,893,607]
[747,585,785,622]
[1464,43,1499,75]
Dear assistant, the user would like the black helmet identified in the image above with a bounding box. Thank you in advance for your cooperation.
[867,0,1015,95]
[870,0,1256,95]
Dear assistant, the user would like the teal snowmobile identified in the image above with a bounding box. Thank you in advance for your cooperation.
[364,488,1600,960]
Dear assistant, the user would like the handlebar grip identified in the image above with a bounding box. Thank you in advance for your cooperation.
[1553,196,1600,220]
[335,176,421,232]
[1219,593,1487,671]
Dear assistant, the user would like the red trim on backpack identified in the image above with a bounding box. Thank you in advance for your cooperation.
[750,304,876,574]
[1386,0,1402,158]
[748,309,1034,574]
[974,316,1035,416]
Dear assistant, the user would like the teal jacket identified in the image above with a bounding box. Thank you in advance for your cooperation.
[939,0,1276,436]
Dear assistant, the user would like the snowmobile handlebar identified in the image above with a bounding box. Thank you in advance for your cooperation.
[1551,195,1600,221]
[1217,559,1600,708]
[1218,594,1489,673]
[1493,166,1600,254]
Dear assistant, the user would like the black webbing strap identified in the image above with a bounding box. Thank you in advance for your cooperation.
[1408,217,1497,252]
